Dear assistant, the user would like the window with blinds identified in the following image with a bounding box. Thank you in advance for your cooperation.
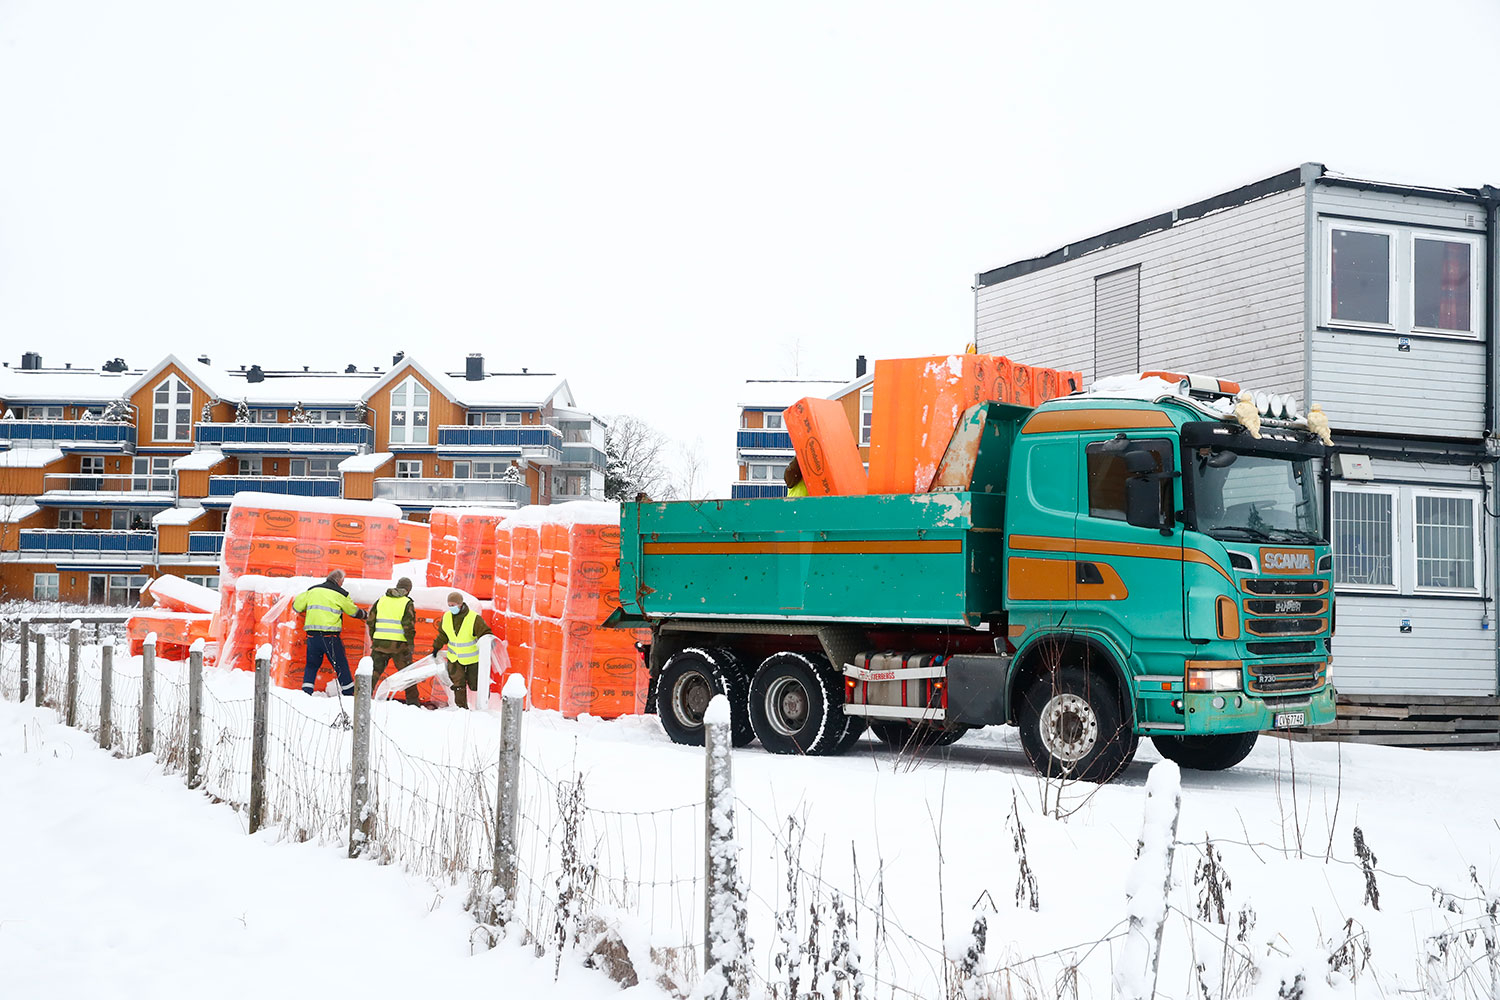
[1094,265,1141,380]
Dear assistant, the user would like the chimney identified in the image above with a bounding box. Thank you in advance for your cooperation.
[855,355,867,378]
[21,352,41,370]
[521,367,528,375]
[345,364,357,373]
[247,365,265,383]
[102,358,128,373]
[303,365,309,372]
[197,354,211,365]
[392,351,405,366]
[466,353,485,381]
[65,363,72,370]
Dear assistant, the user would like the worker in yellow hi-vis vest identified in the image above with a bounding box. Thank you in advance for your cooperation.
[432,591,493,709]
[368,576,417,705]
[291,569,366,696]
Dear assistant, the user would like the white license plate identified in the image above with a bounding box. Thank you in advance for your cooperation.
[1274,711,1306,728]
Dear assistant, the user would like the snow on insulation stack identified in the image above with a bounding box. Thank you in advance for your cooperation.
[783,397,867,496]
[142,574,218,614]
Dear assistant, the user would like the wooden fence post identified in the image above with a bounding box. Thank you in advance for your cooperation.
[348,658,373,857]
[140,634,156,756]
[491,674,525,924]
[18,619,30,703]
[187,644,204,789]
[703,694,746,996]
[249,647,270,833]
[99,640,114,751]
[65,620,80,727]
[33,632,45,708]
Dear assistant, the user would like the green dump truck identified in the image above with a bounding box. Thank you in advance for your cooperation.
[614,382,1336,781]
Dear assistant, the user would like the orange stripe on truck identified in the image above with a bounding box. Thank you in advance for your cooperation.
[1020,408,1174,434]
[1008,534,1232,582]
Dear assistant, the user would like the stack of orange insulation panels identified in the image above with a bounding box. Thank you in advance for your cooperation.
[450,506,512,600]
[129,575,220,660]
[211,493,402,673]
[867,354,1082,494]
[495,501,648,719]
[425,508,460,587]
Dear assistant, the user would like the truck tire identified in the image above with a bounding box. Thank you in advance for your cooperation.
[870,721,967,751]
[1151,732,1258,771]
[748,652,842,755]
[656,648,753,748]
[1017,666,1136,783]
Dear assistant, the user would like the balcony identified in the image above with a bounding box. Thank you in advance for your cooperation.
[194,422,372,453]
[560,443,608,472]
[0,420,135,453]
[372,477,530,509]
[736,430,793,452]
[436,425,562,465]
[40,474,175,505]
[188,531,225,555]
[203,476,341,506]
[731,483,787,499]
[18,529,155,562]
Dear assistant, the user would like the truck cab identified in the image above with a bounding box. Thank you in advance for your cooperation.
[617,378,1335,782]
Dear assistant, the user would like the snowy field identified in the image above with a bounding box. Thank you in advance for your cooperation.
[1,641,1497,999]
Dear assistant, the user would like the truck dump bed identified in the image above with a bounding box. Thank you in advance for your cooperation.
[618,491,1006,626]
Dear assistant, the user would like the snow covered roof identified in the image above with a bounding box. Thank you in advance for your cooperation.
[222,373,382,407]
[0,367,139,404]
[824,372,873,401]
[124,354,223,400]
[739,379,847,409]
[0,448,65,468]
[172,449,225,471]
[337,452,393,473]
[0,502,40,523]
[151,506,208,527]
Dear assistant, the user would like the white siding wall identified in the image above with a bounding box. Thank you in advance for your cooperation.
[1310,185,1489,441]
[1333,597,1495,695]
[975,187,1306,397]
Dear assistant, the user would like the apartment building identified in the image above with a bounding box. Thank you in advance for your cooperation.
[973,163,1500,721]
[732,357,872,498]
[0,351,608,604]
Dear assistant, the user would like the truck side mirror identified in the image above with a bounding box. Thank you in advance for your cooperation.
[1125,476,1163,530]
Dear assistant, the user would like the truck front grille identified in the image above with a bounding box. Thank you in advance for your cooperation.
[1243,579,1327,597]
[1248,662,1324,695]
[1246,617,1328,637]
[1246,640,1316,655]
[1244,597,1328,616]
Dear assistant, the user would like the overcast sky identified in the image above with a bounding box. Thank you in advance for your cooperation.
[3,0,1498,492]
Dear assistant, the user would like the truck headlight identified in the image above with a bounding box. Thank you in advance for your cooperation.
[1186,660,1243,692]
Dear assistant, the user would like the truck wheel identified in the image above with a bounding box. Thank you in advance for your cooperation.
[749,652,841,755]
[656,648,753,748]
[871,721,967,751]
[1151,732,1258,771]
[1017,666,1136,783]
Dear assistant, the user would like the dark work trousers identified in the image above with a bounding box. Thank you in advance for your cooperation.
[370,642,417,703]
[303,632,354,695]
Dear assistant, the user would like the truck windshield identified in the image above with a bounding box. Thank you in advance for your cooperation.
[1189,449,1324,544]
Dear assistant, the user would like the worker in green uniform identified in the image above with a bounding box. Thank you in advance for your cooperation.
[433,590,493,709]
[368,576,418,705]
[291,569,366,696]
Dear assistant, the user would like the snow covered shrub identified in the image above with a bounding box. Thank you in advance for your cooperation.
[1007,790,1039,912]
[1352,826,1380,911]
[1193,836,1231,924]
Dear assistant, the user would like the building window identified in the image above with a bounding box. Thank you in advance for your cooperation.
[1413,491,1479,592]
[153,375,192,441]
[58,509,84,530]
[389,377,430,445]
[33,572,60,601]
[186,574,220,589]
[1323,222,1482,338]
[79,456,104,490]
[747,463,782,481]
[764,412,784,431]
[108,574,149,607]
[1085,438,1172,521]
[396,459,423,479]
[134,456,172,491]
[504,412,522,425]
[1331,486,1398,590]
[26,405,64,420]
[238,457,262,476]
[289,458,337,477]
[246,408,279,423]
[1328,227,1392,327]
[1412,237,1473,334]
[859,388,874,446]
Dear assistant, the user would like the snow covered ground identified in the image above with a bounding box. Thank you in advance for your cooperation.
[2,646,1498,998]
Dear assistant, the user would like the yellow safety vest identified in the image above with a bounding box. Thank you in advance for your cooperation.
[371,594,412,643]
[293,584,357,633]
[440,610,480,665]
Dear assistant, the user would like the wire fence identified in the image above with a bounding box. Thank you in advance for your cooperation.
[3,619,1497,1000]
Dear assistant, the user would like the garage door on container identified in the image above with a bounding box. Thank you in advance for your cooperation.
[1094,265,1140,381]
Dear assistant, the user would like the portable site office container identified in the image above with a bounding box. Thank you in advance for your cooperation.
[972,162,1500,744]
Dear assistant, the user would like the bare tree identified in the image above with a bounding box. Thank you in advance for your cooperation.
[674,436,708,501]
[603,415,678,502]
